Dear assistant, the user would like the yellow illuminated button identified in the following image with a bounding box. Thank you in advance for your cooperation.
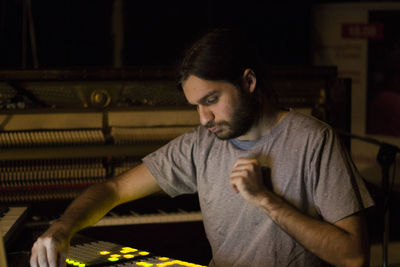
[99,251,111,255]
[122,247,137,251]
[110,254,121,258]
[73,262,80,266]
[107,257,119,262]
[139,251,150,256]
[123,254,135,259]
[78,264,86,267]
[158,257,169,261]
[121,247,138,253]
[136,262,153,267]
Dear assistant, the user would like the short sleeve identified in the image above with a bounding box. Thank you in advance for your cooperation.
[142,127,199,197]
[310,128,374,223]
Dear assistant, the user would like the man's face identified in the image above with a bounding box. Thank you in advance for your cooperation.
[182,75,258,140]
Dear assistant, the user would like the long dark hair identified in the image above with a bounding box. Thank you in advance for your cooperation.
[177,28,277,107]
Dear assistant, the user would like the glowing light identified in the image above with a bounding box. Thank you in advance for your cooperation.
[122,247,136,250]
[123,254,135,259]
[99,251,110,255]
[139,251,150,256]
[110,254,121,258]
[107,257,119,262]
[121,247,138,253]
[158,257,169,261]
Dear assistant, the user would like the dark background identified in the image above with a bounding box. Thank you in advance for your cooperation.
[0,0,334,69]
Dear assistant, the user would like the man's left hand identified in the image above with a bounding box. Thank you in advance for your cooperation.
[230,158,268,207]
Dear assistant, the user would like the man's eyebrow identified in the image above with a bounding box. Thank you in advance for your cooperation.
[195,90,219,105]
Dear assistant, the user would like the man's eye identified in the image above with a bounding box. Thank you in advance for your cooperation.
[206,97,218,105]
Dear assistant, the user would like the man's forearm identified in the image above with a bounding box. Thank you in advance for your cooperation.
[257,191,369,267]
[230,158,369,266]
[53,181,120,238]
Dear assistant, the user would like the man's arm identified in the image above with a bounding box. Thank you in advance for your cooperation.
[30,163,161,267]
[230,158,369,267]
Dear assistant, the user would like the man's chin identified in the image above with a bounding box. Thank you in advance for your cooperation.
[214,133,230,140]
[214,130,239,140]
[207,123,249,140]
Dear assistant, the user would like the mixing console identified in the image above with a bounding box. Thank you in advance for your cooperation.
[67,239,206,267]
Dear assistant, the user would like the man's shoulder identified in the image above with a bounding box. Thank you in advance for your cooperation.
[287,110,330,131]
[281,110,333,142]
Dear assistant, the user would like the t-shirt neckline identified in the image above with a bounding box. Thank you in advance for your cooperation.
[230,109,294,150]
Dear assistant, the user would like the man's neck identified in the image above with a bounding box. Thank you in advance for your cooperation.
[237,107,288,141]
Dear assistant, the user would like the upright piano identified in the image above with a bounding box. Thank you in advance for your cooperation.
[0,66,350,266]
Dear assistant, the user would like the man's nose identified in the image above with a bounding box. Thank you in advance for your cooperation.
[198,105,214,126]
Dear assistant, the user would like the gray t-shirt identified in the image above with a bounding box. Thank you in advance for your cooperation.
[143,110,374,267]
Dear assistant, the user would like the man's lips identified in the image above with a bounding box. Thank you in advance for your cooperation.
[208,126,219,133]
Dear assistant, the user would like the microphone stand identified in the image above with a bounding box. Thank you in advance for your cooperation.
[335,130,399,267]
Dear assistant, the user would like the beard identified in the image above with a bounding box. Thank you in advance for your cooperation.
[207,91,260,140]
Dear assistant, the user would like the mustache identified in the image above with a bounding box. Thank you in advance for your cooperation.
[204,120,215,128]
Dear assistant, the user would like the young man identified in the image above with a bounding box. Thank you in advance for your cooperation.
[30,29,374,267]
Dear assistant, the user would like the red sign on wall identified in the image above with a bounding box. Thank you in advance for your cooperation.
[341,23,384,39]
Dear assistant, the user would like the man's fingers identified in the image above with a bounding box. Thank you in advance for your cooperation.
[231,163,259,181]
[30,236,67,267]
[232,159,259,173]
[36,244,49,267]
[29,250,38,267]
[230,171,249,193]
[230,169,249,177]
[46,241,59,267]
[231,183,239,193]
[233,158,258,168]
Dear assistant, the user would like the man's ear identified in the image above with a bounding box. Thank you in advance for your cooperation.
[242,68,257,93]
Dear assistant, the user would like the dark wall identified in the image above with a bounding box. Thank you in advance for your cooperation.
[1,0,113,68]
[0,0,319,69]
